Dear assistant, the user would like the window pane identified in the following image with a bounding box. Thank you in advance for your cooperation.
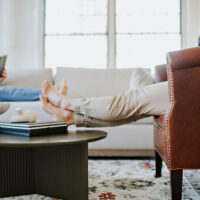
[117,34,181,68]
[116,0,181,69]
[117,0,180,33]
[45,0,107,69]
[45,0,107,34]
[45,36,107,70]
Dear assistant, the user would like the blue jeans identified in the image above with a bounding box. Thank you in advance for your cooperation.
[0,86,42,102]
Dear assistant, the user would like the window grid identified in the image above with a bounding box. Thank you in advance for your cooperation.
[44,0,181,69]
[116,0,181,68]
[44,0,108,69]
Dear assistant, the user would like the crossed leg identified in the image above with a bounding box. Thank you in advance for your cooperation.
[41,80,168,127]
[42,80,74,110]
[40,96,74,125]
[54,78,68,96]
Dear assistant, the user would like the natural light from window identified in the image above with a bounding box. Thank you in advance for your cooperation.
[45,0,181,70]
[45,0,107,69]
[116,0,181,68]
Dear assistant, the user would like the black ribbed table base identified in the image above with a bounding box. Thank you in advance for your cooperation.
[0,144,88,200]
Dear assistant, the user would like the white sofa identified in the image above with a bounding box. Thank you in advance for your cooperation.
[0,67,155,157]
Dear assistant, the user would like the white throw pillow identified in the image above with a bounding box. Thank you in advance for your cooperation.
[1,68,53,88]
[129,68,154,90]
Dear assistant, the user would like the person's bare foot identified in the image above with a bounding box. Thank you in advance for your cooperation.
[42,80,74,110]
[54,78,68,96]
[40,96,74,125]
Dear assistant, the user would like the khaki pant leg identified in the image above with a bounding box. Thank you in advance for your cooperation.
[73,81,168,127]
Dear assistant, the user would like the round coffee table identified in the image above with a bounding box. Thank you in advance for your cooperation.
[0,129,107,200]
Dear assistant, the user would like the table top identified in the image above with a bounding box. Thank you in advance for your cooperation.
[0,129,107,147]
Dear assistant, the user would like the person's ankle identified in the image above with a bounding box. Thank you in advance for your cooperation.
[64,110,75,125]
[60,97,74,111]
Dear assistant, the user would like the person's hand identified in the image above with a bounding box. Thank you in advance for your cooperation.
[0,69,7,83]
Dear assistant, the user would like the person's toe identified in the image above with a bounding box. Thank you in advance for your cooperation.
[60,78,68,95]
[40,95,54,114]
[40,95,48,103]
[42,80,52,95]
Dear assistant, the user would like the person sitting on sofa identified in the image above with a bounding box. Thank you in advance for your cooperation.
[40,79,168,126]
[0,69,67,102]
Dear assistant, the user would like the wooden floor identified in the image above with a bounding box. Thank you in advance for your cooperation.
[88,149,155,158]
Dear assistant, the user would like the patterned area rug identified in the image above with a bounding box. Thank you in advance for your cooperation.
[1,159,200,200]
[88,160,200,200]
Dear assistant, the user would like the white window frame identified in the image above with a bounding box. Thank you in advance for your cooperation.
[107,0,116,68]
[42,0,184,69]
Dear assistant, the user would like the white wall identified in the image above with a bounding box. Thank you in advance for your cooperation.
[0,0,44,69]
[182,0,200,48]
[0,0,200,69]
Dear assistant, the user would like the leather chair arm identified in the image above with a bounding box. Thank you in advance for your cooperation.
[167,47,200,72]
[165,47,200,169]
[155,64,167,83]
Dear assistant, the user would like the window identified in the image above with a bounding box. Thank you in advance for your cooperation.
[45,0,181,70]
[116,0,181,68]
[45,0,107,69]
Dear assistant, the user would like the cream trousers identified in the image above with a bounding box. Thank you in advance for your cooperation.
[73,81,168,127]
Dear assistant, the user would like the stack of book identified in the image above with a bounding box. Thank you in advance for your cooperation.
[0,121,68,137]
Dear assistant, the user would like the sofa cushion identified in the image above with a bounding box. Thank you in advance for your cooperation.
[55,67,133,98]
[55,67,152,98]
[129,68,154,90]
[1,68,53,88]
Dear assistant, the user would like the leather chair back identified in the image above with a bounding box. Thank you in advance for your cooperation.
[166,47,200,169]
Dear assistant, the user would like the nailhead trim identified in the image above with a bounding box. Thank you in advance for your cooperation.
[165,68,174,168]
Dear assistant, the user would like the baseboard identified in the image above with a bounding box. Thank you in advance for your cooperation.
[88,149,155,158]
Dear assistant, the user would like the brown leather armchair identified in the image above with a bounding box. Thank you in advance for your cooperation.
[154,47,200,200]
